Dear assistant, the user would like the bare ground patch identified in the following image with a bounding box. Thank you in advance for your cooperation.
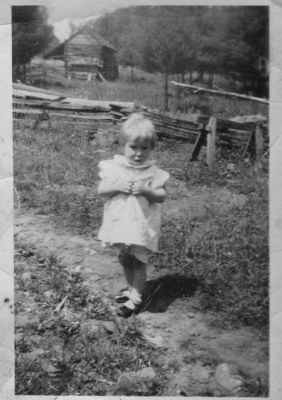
[15,204,268,396]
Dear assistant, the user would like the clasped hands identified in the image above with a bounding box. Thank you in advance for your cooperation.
[116,179,150,195]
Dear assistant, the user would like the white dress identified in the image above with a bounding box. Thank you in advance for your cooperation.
[98,155,169,253]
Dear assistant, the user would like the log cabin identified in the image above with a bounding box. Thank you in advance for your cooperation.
[44,29,118,81]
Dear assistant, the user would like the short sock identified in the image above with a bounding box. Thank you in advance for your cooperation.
[130,288,142,305]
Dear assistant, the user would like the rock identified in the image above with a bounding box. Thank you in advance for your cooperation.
[113,367,156,395]
[43,290,55,301]
[118,367,156,385]
[214,363,243,395]
[74,264,82,272]
[80,320,101,339]
[135,367,157,380]
[191,362,212,382]
[143,333,164,348]
[102,321,116,333]
[40,359,61,375]
[22,272,31,281]
[227,163,235,172]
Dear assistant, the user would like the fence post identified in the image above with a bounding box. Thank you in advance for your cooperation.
[255,124,264,161]
[207,116,217,169]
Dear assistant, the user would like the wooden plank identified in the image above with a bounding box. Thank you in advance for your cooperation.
[13,87,135,111]
[207,117,217,169]
[255,125,264,160]
[13,119,109,130]
[13,108,114,122]
[13,89,59,101]
[13,82,65,96]
[170,81,269,104]
[152,121,201,136]
[144,109,200,126]
[191,129,207,161]
[13,99,112,113]
[243,130,254,156]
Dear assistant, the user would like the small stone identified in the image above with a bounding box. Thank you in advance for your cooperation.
[118,366,156,384]
[80,320,101,338]
[191,363,211,382]
[43,290,54,300]
[40,359,60,375]
[102,321,116,333]
[187,312,195,318]
[215,363,243,394]
[143,334,164,348]
[135,366,156,380]
[74,265,82,272]
[22,272,31,281]
[227,163,235,172]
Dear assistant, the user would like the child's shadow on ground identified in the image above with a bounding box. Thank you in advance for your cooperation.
[138,274,199,314]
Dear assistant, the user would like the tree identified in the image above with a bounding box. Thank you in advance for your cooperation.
[117,17,144,80]
[92,5,268,101]
[12,6,55,81]
[140,9,199,110]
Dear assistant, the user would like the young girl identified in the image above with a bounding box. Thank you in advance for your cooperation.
[97,113,169,317]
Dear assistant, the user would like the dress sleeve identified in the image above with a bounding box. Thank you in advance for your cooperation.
[151,168,170,188]
[98,160,113,180]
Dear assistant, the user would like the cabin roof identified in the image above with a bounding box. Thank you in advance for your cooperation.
[44,28,116,59]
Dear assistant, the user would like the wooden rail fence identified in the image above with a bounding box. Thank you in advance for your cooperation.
[13,84,268,165]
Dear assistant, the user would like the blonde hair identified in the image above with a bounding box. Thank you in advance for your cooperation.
[119,113,157,149]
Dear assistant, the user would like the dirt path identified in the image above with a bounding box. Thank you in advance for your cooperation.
[15,209,268,396]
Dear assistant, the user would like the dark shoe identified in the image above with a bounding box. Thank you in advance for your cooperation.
[117,305,134,318]
[117,301,135,318]
[115,288,131,304]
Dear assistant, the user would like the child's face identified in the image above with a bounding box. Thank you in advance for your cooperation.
[124,138,152,166]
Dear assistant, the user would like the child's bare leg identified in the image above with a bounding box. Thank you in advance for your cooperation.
[117,256,146,317]
[131,256,147,305]
[118,250,134,288]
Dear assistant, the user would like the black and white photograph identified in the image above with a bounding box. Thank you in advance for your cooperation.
[1,0,280,397]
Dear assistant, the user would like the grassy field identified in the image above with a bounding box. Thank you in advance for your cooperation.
[14,70,269,395]
[14,122,268,328]
[30,64,268,116]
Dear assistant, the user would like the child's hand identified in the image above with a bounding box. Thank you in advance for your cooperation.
[115,179,133,194]
[131,181,148,195]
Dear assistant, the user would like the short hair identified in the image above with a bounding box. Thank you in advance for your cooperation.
[119,113,157,149]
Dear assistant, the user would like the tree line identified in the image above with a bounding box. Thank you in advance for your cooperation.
[12,5,268,104]
[90,6,268,103]
[12,6,57,82]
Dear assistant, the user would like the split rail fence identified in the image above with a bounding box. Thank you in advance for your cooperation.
[13,84,268,166]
